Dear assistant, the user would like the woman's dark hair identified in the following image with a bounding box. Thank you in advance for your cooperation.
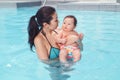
[64,15,77,26]
[27,6,56,51]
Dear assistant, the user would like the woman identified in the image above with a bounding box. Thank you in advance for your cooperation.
[28,6,60,60]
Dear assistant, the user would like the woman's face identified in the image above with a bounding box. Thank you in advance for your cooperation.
[49,12,58,30]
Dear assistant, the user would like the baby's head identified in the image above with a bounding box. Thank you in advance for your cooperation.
[62,15,77,32]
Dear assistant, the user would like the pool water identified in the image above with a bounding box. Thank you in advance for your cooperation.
[0,6,120,80]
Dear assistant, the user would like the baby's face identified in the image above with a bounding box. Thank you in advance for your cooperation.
[62,18,75,32]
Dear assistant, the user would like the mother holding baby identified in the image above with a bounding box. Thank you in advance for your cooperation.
[27,6,83,63]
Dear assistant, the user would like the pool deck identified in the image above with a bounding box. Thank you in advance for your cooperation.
[0,0,120,12]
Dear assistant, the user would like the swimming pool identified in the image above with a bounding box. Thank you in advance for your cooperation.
[0,6,120,80]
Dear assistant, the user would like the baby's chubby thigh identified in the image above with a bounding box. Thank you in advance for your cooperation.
[72,49,81,62]
[59,48,68,62]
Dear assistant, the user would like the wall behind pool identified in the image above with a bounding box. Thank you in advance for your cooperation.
[0,0,120,12]
[0,0,41,8]
[117,0,120,3]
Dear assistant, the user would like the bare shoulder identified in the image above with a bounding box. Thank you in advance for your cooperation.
[34,34,48,60]
[69,30,79,36]
[67,31,79,40]
[34,35,41,43]
[34,34,43,46]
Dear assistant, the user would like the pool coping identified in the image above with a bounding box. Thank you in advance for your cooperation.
[57,2,120,12]
[0,0,41,8]
[0,1,120,12]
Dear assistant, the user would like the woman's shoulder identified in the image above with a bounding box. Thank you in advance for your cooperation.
[34,34,43,44]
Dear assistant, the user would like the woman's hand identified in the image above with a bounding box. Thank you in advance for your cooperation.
[79,33,84,40]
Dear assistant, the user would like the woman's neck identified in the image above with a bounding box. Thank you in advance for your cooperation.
[42,27,52,35]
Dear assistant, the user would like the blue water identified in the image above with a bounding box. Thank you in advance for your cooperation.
[0,6,120,80]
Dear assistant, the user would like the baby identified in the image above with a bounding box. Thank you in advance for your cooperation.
[56,15,83,63]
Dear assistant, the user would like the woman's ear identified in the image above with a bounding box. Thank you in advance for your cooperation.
[43,22,49,28]
[43,22,47,26]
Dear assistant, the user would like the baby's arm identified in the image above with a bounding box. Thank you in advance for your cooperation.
[65,34,79,45]
[65,32,84,47]
[55,31,66,44]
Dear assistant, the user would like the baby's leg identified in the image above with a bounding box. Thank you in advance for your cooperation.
[59,48,68,63]
[72,49,81,62]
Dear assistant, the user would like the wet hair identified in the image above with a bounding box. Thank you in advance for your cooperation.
[27,6,56,51]
[64,15,77,26]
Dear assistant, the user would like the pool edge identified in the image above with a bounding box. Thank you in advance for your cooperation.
[0,1,120,12]
[0,1,41,8]
[57,2,120,12]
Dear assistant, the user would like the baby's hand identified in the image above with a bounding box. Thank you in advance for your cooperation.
[60,38,66,44]
[57,38,66,47]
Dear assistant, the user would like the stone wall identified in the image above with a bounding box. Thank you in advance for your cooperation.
[117,0,120,3]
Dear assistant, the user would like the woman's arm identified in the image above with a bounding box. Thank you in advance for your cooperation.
[79,33,84,40]
[77,33,84,51]
[34,37,49,60]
